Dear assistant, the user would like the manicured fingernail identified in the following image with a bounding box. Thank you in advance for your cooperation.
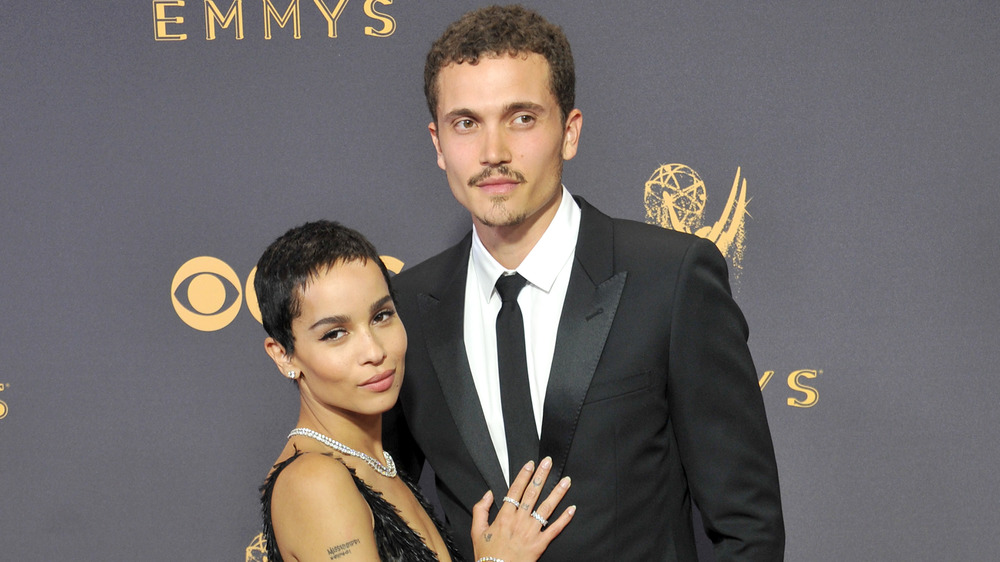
[559,476,571,488]
[523,460,535,471]
[540,456,552,469]
[568,505,577,515]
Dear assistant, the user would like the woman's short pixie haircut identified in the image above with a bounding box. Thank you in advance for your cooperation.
[254,220,391,355]
[424,4,575,123]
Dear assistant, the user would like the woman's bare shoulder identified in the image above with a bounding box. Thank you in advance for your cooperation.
[272,452,363,507]
[270,452,379,561]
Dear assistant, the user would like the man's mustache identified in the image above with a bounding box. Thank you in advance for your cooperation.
[468,165,527,187]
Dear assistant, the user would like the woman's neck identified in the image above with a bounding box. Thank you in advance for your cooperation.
[296,403,384,458]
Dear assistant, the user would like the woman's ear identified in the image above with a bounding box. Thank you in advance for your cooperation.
[264,337,298,380]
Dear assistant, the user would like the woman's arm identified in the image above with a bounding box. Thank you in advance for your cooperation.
[270,453,381,561]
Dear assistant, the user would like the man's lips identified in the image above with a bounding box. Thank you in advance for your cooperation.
[359,371,395,392]
[476,177,521,194]
[468,165,526,190]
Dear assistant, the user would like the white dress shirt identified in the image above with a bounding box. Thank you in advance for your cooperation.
[464,187,581,483]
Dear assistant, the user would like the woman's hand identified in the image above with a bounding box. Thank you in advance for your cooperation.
[470,457,575,562]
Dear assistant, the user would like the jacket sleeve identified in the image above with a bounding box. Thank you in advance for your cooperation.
[667,236,785,561]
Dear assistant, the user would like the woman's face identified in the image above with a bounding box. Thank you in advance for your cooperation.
[284,259,406,418]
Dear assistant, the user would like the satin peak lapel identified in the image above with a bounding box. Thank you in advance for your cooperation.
[540,198,627,486]
[416,268,508,504]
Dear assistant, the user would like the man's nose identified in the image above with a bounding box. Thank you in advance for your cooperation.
[480,125,512,165]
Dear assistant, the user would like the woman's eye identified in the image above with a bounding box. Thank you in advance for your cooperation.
[321,329,346,341]
[374,309,396,324]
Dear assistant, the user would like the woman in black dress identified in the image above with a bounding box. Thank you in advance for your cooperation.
[255,220,574,561]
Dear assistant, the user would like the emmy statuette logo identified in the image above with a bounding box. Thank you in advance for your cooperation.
[246,532,267,561]
[644,163,748,275]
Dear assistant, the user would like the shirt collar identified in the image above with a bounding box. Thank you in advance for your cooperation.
[470,186,581,302]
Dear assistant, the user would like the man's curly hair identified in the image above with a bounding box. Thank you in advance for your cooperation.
[424,4,575,123]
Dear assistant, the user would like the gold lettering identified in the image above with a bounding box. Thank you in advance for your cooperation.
[313,0,350,38]
[787,369,819,408]
[757,370,775,390]
[363,0,394,37]
[153,0,188,41]
[264,0,301,39]
[204,0,244,40]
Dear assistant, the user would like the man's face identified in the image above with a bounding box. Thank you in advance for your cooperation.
[429,53,582,234]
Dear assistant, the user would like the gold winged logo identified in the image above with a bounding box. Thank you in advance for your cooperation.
[644,163,748,276]
[246,532,268,561]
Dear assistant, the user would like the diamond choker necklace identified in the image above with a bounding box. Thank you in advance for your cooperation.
[287,427,397,478]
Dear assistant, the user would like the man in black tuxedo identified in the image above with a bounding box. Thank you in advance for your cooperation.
[387,5,784,560]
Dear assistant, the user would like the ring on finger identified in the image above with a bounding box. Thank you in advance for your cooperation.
[502,496,520,508]
[530,511,549,526]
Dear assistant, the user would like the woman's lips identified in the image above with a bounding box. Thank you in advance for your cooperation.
[360,370,395,392]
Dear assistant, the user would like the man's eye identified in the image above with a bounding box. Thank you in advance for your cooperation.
[514,115,534,125]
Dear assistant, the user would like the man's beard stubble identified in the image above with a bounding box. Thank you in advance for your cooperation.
[468,164,529,227]
[466,162,563,228]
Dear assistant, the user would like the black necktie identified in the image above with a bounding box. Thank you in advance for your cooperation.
[494,273,538,481]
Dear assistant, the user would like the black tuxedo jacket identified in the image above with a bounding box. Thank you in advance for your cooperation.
[386,198,784,561]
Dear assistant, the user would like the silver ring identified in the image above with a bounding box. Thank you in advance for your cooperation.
[502,496,519,508]
[530,511,549,526]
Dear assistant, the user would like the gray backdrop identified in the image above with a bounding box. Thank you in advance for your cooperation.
[2,1,998,560]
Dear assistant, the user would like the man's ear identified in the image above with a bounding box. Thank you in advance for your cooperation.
[561,108,583,161]
[429,121,446,171]
[264,337,297,379]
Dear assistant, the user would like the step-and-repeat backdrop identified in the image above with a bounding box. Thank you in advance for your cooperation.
[2,1,998,560]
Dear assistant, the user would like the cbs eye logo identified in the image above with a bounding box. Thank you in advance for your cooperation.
[171,257,249,331]
[171,255,404,332]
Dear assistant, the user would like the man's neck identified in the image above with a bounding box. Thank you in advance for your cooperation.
[473,190,563,270]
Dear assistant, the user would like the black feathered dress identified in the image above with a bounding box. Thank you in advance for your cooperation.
[260,450,464,561]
